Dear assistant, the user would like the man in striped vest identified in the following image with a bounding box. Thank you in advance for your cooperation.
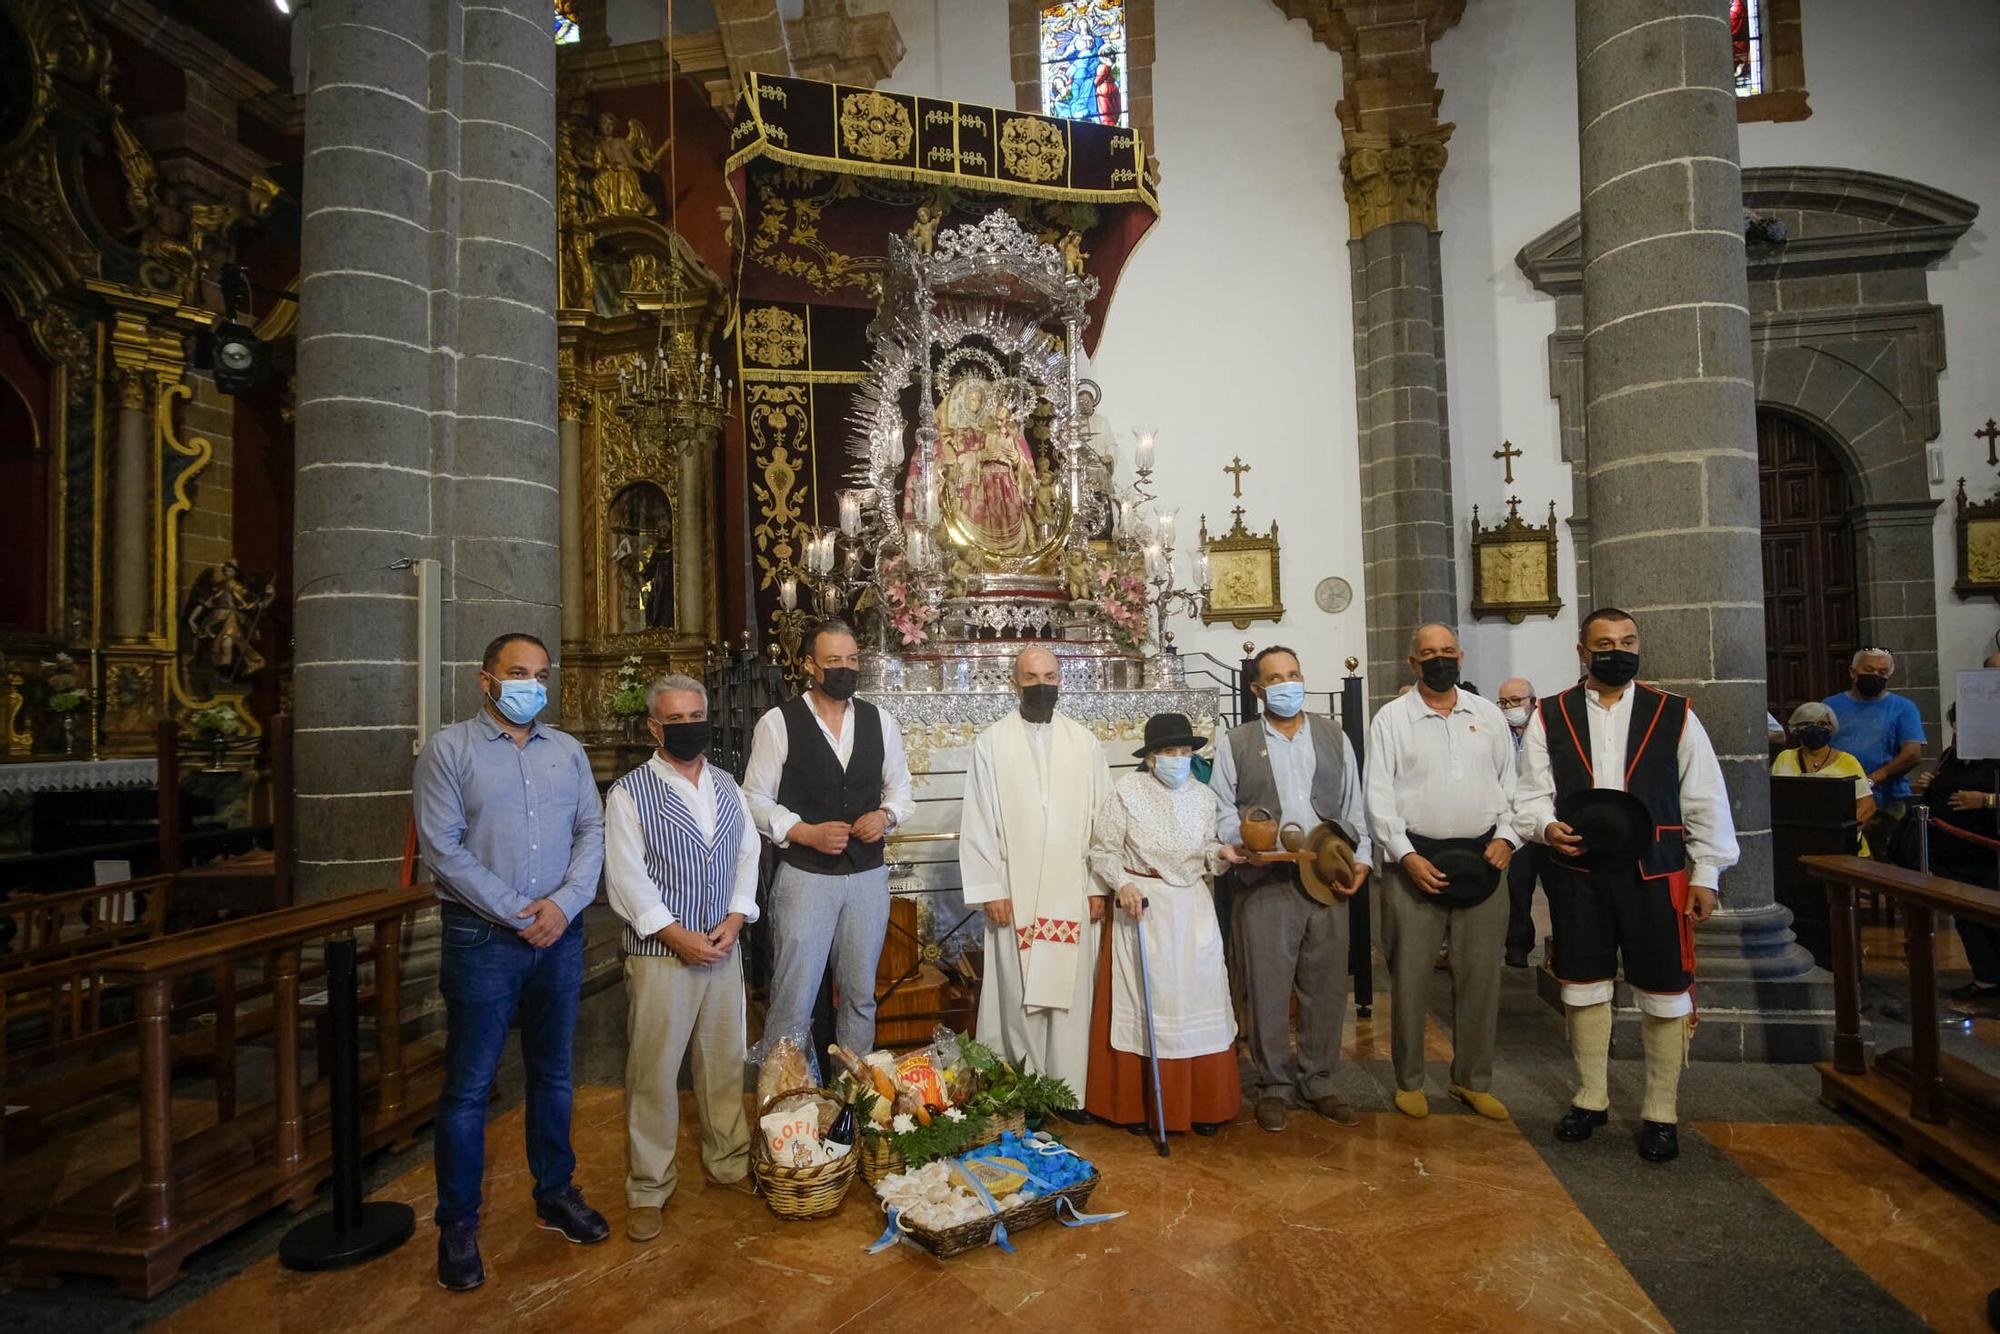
[604,673,761,1242]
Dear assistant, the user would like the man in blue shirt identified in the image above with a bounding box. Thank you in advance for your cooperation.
[413,632,608,1291]
[1822,647,1926,857]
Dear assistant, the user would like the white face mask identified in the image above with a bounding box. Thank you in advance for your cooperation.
[1503,705,1531,728]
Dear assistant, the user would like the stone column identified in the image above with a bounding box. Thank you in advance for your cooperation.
[1574,0,1820,1051]
[293,0,559,897]
[559,414,586,645]
[109,371,154,640]
[1318,2,1463,711]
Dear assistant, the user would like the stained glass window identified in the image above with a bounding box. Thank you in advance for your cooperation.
[1731,0,1763,97]
[1039,1,1128,128]
[554,1,580,45]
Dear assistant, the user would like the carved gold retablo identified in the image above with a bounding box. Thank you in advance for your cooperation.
[1340,123,1454,237]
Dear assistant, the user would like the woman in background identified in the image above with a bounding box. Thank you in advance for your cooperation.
[1771,701,1876,856]
[1914,703,2000,1002]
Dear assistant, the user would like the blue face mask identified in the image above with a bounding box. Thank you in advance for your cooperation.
[1262,681,1306,718]
[490,677,547,725]
[1152,754,1192,789]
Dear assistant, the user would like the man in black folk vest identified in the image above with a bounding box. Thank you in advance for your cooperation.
[744,619,915,1053]
[1212,646,1374,1133]
[1513,607,1739,1163]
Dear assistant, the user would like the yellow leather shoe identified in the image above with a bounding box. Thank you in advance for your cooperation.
[1449,1085,1510,1121]
[1393,1088,1429,1119]
[626,1206,663,1242]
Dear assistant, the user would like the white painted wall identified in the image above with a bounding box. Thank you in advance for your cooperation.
[863,0,1365,697]
[856,0,2000,715]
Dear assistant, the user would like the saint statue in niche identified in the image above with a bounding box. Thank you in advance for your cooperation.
[610,484,674,632]
[929,376,1039,559]
[590,113,665,219]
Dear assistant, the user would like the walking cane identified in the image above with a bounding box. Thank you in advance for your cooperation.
[1133,897,1169,1158]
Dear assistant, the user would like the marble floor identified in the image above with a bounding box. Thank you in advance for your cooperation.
[7,916,2000,1332]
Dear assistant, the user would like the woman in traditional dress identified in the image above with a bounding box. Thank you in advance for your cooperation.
[1085,713,1246,1135]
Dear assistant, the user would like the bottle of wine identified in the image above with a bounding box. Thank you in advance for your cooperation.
[826,1103,856,1148]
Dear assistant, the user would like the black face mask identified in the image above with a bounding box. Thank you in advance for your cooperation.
[1589,649,1640,689]
[1020,683,1059,723]
[657,720,711,761]
[816,666,860,701]
[1854,673,1888,699]
[1417,658,1461,693]
[1795,724,1833,752]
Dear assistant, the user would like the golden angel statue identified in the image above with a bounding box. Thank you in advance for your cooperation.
[590,113,666,219]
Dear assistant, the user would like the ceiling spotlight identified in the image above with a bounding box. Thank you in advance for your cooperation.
[273,0,291,14]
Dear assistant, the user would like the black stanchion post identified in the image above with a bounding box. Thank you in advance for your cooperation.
[278,934,415,1271]
[1340,661,1373,1018]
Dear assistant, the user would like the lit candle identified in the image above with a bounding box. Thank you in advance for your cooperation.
[838,491,862,538]
[907,527,931,570]
[1143,542,1163,579]
[1133,429,1156,474]
[1196,550,1211,591]
[779,576,797,612]
[1157,506,1178,551]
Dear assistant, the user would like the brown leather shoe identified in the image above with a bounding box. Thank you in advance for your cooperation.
[1310,1094,1360,1127]
[1254,1095,1288,1132]
[704,1173,758,1198]
[625,1206,663,1242]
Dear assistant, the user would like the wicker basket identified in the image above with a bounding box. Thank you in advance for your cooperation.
[750,1087,857,1221]
[859,1108,1030,1189]
[892,1171,1102,1259]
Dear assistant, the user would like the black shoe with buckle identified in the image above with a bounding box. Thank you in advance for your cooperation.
[1554,1105,1609,1143]
[534,1185,610,1244]
[1638,1120,1680,1163]
[437,1220,485,1292]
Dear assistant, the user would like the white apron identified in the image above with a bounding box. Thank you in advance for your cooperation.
[1109,875,1235,1059]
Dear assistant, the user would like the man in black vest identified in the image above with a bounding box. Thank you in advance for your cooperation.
[745,619,915,1053]
[1513,608,1739,1163]
[1212,645,1373,1133]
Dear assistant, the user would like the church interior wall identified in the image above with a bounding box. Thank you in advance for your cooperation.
[866,0,1367,694]
[1436,0,2000,718]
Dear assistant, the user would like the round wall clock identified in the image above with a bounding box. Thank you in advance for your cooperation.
[1313,576,1352,614]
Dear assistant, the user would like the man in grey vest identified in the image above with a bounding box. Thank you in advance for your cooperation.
[1212,645,1374,1132]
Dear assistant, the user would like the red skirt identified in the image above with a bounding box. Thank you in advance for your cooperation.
[1083,920,1243,1130]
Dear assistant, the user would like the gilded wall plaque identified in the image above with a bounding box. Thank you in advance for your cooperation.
[1469,497,1563,624]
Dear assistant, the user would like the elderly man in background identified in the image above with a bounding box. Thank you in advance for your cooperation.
[1496,676,1543,968]
[1821,647,1925,860]
[960,646,1112,1102]
[604,673,760,1243]
[413,632,609,1292]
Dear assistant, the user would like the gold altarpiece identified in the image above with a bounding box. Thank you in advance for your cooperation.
[0,0,274,769]
[554,104,728,761]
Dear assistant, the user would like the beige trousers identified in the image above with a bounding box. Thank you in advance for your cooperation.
[624,950,750,1208]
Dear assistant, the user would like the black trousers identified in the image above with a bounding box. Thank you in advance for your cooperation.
[1505,844,1541,957]
[1544,860,1694,999]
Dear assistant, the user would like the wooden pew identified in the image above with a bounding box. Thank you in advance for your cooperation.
[7,884,441,1297]
[1803,854,2000,1203]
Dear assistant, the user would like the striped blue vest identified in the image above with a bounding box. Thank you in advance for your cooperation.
[612,759,745,957]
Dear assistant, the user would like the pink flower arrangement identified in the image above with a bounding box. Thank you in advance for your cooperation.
[1089,556,1150,652]
[876,552,940,648]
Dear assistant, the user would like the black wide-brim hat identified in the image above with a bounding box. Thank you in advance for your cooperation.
[1133,711,1207,758]
[1554,788,1654,871]
[1409,836,1502,908]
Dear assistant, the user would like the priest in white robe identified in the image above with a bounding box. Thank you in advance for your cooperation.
[959,646,1111,1101]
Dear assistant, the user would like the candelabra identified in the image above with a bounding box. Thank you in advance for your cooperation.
[615,308,728,437]
[1114,429,1212,651]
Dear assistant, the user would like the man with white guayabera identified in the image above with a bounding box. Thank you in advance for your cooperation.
[960,646,1112,1103]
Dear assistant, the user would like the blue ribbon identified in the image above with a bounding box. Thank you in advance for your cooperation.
[950,1159,1016,1253]
[1054,1195,1126,1227]
[867,1206,910,1254]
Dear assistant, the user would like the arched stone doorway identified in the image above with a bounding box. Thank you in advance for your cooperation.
[1760,407,1858,721]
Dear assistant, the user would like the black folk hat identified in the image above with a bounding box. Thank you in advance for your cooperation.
[1133,711,1207,758]
[1554,788,1654,871]
[1407,833,1502,908]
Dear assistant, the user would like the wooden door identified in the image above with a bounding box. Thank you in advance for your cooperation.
[1759,409,1858,723]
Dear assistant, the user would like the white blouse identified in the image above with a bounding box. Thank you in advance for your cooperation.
[1090,770,1230,891]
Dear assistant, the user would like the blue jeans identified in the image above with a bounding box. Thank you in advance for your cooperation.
[433,904,584,1227]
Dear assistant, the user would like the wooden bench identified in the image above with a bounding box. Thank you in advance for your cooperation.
[1803,854,2000,1203]
[7,884,442,1297]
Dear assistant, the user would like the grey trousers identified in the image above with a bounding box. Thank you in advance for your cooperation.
[766,863,891,1055]
[1233,874,1349,1102]
[1379,867,1508,1093]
